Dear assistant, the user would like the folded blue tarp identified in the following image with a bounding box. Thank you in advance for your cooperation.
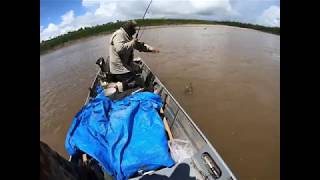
[65,86,175,180]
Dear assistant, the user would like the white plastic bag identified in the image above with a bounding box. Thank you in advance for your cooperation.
[168,139,194,163]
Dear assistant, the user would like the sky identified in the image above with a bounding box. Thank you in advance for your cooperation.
[40,0,280,41]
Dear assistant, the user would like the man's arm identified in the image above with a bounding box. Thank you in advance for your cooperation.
[112,34,136,54]
[134,41,160,53]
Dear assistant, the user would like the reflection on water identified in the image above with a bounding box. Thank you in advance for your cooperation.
[40,25,279,180]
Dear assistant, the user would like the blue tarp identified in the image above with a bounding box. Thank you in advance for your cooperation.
[65,86,175,180]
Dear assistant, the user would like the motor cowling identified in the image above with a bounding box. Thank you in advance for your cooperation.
[95,57,110,73]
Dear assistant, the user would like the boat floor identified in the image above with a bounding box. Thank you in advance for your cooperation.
[130,158,202,180]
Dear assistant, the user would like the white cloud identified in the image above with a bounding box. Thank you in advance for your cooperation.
[257,5,280,27]
[94,2,117,17]
[41,23,59,40]
[40,0,279,41]
[41,11,77,41]
[82,0,102,7]
[40,2,127,41]
[61,10,75,26]
[189,0,234,15]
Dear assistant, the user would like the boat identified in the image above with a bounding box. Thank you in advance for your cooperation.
[69,56,237,180]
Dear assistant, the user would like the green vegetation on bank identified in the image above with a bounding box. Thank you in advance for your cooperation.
[40,19,280,54]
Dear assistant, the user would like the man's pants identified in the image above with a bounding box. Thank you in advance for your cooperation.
[112,72,144,91]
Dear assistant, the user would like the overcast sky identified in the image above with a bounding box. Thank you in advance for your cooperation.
[40,0,280,41]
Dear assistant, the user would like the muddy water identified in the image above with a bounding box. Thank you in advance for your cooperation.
[40,25,279,180]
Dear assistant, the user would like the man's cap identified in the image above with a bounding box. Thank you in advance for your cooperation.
[127,20,137,27]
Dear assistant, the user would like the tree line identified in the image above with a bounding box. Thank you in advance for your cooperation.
[40,18,280,54]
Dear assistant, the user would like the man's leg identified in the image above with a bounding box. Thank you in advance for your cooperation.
[113,72,143,90]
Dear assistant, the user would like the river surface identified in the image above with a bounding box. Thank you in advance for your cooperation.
[40,25,280,180]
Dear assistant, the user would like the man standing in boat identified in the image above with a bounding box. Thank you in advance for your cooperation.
[109,20,159,91]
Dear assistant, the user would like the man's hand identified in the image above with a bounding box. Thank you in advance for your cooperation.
[151,48,160,53]
[132,38,138,46]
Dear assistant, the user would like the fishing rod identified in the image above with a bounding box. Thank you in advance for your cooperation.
[135,0,153,40]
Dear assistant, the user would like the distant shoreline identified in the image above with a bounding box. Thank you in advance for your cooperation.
[40,19,280,55]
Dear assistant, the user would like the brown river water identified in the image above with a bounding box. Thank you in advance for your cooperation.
[40,25,279,180]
